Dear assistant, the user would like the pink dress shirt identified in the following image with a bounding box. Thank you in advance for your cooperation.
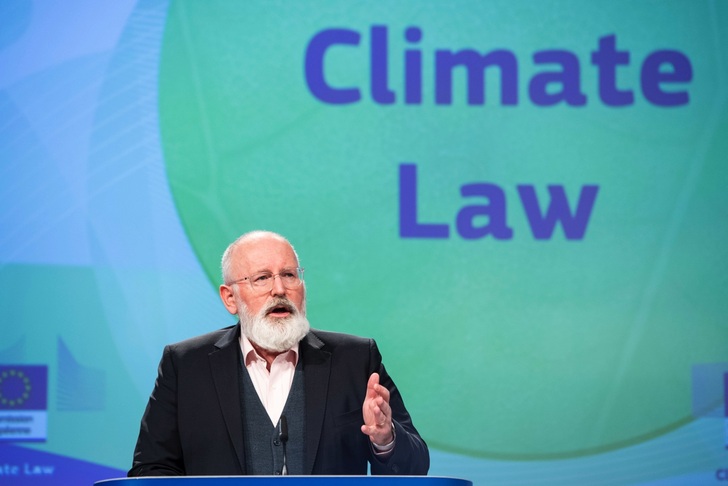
[240,335,298,425]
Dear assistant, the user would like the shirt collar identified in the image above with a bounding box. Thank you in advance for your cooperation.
[240,333,299,366]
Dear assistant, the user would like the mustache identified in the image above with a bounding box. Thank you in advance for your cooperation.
[261,297,297,316]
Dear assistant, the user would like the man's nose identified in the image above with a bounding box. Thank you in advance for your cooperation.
[270,274,286,296]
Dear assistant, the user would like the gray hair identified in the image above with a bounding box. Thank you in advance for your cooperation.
[220,230,300,284]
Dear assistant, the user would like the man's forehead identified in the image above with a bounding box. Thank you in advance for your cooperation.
[234,237,298,270]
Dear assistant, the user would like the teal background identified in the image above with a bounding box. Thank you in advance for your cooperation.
[1,1,727,484]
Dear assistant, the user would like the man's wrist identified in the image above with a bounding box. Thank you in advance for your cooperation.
[372,422,396,454]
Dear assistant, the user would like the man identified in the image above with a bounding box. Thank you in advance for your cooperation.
[128,230,429,476]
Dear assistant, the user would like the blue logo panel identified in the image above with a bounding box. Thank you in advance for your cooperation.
[0,366,48,442]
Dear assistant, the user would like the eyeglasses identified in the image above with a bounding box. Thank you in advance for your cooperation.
[227,267,304,293]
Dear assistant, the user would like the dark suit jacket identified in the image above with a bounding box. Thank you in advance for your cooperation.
[128,325,429,476]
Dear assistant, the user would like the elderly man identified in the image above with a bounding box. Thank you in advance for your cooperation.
[128,231,429,476]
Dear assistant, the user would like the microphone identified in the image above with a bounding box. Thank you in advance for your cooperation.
[277,415,288,475]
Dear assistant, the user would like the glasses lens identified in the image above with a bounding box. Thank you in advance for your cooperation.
[280,268,302,288]
[248,268,302,291]
[249,272,271,288]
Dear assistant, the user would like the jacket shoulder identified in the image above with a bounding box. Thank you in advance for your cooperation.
[306,328,373,350]
[166,324,239,357]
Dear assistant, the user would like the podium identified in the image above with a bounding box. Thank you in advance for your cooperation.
[96,477,471,486]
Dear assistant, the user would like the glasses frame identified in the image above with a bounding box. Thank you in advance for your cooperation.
[226,267,305,293]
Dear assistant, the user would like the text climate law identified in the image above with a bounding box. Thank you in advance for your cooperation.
[301,25,693,240]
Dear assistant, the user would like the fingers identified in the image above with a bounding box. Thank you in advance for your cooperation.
[366,372,390,404]
[366,398,390,426]
[375,382,390,404]
[366,372,379,396]
[361,372,394,444]
[360,397,394,445]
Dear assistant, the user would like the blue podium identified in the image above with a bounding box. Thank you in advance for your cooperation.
[96,477,471,486]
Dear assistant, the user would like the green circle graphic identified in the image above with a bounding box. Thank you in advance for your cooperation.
[159,1,728,458]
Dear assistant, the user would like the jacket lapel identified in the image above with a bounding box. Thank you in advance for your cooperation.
[300,331,331,474]
[209,324,246,473]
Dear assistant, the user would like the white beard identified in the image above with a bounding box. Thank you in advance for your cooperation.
[237,296,310,353]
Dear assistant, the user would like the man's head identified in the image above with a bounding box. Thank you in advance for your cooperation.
[219,231,309,352]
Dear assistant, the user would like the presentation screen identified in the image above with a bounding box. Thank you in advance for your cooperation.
[1,1,727,484]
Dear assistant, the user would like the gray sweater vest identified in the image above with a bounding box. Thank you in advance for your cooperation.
[240,358,305,475]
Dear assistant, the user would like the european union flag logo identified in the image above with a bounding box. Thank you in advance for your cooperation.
[0,366,48,411]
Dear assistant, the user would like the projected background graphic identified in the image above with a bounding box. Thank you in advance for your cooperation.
[1,1,727,484]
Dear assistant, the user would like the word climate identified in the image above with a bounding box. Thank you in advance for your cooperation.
[305,27,692,106]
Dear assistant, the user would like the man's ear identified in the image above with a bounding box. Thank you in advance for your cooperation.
[219,285,238,315]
